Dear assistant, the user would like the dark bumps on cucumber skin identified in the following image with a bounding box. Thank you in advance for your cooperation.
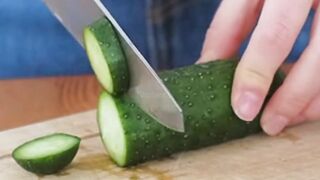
[99,60,285,167]
[12,133,81,174]
[84,18,129,95]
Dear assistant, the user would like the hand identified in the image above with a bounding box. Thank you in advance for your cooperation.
[198,0,320,136]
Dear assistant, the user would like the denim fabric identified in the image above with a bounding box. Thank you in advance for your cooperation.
[0,0,150,79]
[0,0,90,79]
[148,0,221,69]
[0,0,314,78]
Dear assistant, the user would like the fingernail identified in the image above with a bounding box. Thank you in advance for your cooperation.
[262,115,289,136]
[234,90,263,121]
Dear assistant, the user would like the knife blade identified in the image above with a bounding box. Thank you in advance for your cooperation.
[44,0,184,132]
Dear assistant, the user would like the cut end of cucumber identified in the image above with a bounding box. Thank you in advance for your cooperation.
[84,27,114,93]
[98,92,127,166]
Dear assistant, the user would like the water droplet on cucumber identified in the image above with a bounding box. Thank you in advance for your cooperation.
[123,114,128,119]
[209,95,215,101]
[132,133,137,141]
[141,135,145,140]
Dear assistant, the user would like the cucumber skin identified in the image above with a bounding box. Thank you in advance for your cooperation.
[12,133,81,174]
[99,60,285,167]
[85,18,129,95]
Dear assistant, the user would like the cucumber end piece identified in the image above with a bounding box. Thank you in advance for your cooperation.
[84,27,114,93]
[12,133,81,174]
[98,91,127,166]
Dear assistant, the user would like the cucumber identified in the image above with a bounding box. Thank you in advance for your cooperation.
[98,60,284,167]
[12,133,81,174]
[84,18,129,95]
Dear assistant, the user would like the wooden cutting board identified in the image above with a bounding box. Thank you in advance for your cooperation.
[1,110,320,180]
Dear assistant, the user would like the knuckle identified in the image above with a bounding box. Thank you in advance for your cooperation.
[255,15,296,51]
[242,66,273,86]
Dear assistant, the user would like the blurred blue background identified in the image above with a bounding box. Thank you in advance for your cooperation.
[0,0,314,79]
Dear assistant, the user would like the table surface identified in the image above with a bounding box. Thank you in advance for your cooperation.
[0,75,99,130]
[1,110,320,180]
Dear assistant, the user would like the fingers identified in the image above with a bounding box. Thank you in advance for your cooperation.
[261,1,320,135]
[232,0,313,121]
[261,43,320,135]
[198,0,262,63]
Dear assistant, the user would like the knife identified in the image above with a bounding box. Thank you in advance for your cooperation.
[44,0,184,132]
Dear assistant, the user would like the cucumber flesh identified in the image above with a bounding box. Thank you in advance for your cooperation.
[98,92,126,165]
[12,133,81,174]
[84,29,114,92]
[84,18,129,95]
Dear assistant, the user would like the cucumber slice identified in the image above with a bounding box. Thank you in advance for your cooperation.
[84,18,129,95]
[12,133,81,174]
[97,61,285,167]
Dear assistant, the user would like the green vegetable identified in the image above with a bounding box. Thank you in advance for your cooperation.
[12,133,81,174]
[98,60,284,167]
[84,17,129,95]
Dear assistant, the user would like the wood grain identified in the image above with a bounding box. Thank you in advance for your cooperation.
[1,110,320,179]
[0,75,100,131]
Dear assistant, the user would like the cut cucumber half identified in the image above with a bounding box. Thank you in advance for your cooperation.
[84,17,129,95]
[97,61,285,167]
[12,133,81,174]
